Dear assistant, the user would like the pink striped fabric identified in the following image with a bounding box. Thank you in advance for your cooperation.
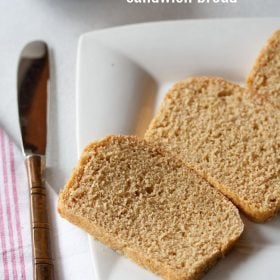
[0,128,32,280]
[0,126,96,280]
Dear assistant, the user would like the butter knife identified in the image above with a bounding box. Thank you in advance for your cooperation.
[17,41,54,280]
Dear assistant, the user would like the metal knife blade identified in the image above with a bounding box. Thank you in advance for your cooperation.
[18,41,49,156]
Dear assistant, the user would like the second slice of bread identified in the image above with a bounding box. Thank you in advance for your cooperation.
[58,135,243,280]
[145,77,280,222]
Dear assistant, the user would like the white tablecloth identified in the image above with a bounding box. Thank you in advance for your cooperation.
[0,0,279,279]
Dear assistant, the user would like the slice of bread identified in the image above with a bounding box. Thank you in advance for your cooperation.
[145,77,280,222]
[247,29,280,108]
[58,135,243,280]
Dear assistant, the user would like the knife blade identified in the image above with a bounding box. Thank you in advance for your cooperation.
[17,41,54,280]
[18,41,48,155]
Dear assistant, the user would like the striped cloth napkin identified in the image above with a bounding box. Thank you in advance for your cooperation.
[0,127,94,280]
[0,128,32,279]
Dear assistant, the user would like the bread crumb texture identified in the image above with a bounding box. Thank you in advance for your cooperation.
[58,135,243,280]
[145,77,280,222]
[247,29,280,108]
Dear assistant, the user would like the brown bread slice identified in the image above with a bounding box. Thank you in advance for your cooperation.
[58,135,243,280]
[247,29,280,108]
[145,77,280,222]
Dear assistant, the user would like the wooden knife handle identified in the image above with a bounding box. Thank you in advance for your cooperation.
[26,155,54,280]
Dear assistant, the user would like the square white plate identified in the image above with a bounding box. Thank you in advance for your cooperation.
[76,19,280,280]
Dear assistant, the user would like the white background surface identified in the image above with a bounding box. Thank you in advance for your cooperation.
[0,1,280,279]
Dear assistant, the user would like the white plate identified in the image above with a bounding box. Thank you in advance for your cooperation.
[76,19,280,280]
